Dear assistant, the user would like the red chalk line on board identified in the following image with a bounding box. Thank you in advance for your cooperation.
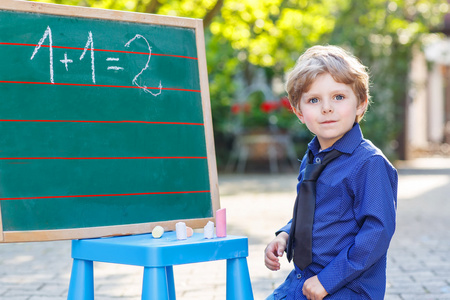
[0,190,211,201]
[0,119,204,126]
[0,42,198,60]
[0,80,201,93]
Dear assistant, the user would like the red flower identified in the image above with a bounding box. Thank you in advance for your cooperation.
[280,97,292,111]
[231,103,251,114]
[231,103,241,114]
[260,101,279,113]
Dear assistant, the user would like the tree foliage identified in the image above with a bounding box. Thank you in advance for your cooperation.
[31,0,448,161]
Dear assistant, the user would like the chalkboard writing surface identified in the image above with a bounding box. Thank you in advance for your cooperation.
[0,0,219,242]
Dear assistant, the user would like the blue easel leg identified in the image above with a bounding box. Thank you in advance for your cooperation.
[142,266,169,300]
[67,259,94,300]
[226,257,254,300]
[166,266,176,300]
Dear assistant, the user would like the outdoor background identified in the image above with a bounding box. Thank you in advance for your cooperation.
[29,0,450,168]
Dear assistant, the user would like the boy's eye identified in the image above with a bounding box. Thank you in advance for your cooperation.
[309,97,319,104]
[335,94,344,100]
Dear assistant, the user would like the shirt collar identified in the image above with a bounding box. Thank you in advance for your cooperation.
[308,123,363,156]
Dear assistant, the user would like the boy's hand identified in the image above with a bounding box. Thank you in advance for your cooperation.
[264,232,289,271]
[302,275,328,300]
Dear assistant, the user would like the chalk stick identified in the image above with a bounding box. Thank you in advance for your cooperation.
[186,226,194,238]
[204,221,214,239]
[176,222,187,240]
[216,208,226,237]
[152,225,164,238]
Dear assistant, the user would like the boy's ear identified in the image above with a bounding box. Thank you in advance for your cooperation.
[292,105,305,124]
[356,97,369,116]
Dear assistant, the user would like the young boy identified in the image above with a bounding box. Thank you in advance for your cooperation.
[264,45,398,299]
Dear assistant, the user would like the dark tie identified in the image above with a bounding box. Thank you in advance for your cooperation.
[286,149,342,270]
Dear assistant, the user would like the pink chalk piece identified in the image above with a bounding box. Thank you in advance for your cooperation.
[216,208,227,237]
[186,226,194,238]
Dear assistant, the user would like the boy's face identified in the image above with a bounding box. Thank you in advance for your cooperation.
[294,72,367,150]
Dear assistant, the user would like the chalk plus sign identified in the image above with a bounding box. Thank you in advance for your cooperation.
[60,52,73,71]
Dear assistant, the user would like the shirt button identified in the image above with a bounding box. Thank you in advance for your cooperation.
[315,157,321,164]
[297,274,302,279]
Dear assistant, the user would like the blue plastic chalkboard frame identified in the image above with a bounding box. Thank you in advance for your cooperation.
[0,0,220,242]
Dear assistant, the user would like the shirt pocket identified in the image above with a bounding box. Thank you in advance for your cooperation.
[314,183,344,222]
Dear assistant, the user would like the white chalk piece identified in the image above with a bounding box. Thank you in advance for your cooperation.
[176,222,187,240]
[204,221,214,239]
[152,225,164,239]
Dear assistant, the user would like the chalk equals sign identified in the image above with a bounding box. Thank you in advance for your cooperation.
[106,57,123,71]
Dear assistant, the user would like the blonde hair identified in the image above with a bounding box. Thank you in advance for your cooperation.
[285,45,370,122]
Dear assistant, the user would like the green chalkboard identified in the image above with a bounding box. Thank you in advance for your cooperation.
[0,0,219,242]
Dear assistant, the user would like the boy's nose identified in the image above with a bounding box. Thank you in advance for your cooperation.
[322,101,333,113]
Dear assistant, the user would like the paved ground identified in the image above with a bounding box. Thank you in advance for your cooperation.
[0,157,450,299]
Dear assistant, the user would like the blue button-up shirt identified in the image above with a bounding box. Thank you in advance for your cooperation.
[276,123,398,299]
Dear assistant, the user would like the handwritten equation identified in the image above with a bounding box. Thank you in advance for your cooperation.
[30,26,162,96]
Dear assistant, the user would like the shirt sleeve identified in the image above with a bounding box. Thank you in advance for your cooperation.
[276,221,292,236]
[317,155,398,294]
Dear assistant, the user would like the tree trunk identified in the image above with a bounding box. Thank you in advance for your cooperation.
[203,0,224,28]
[145,0,162,14]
